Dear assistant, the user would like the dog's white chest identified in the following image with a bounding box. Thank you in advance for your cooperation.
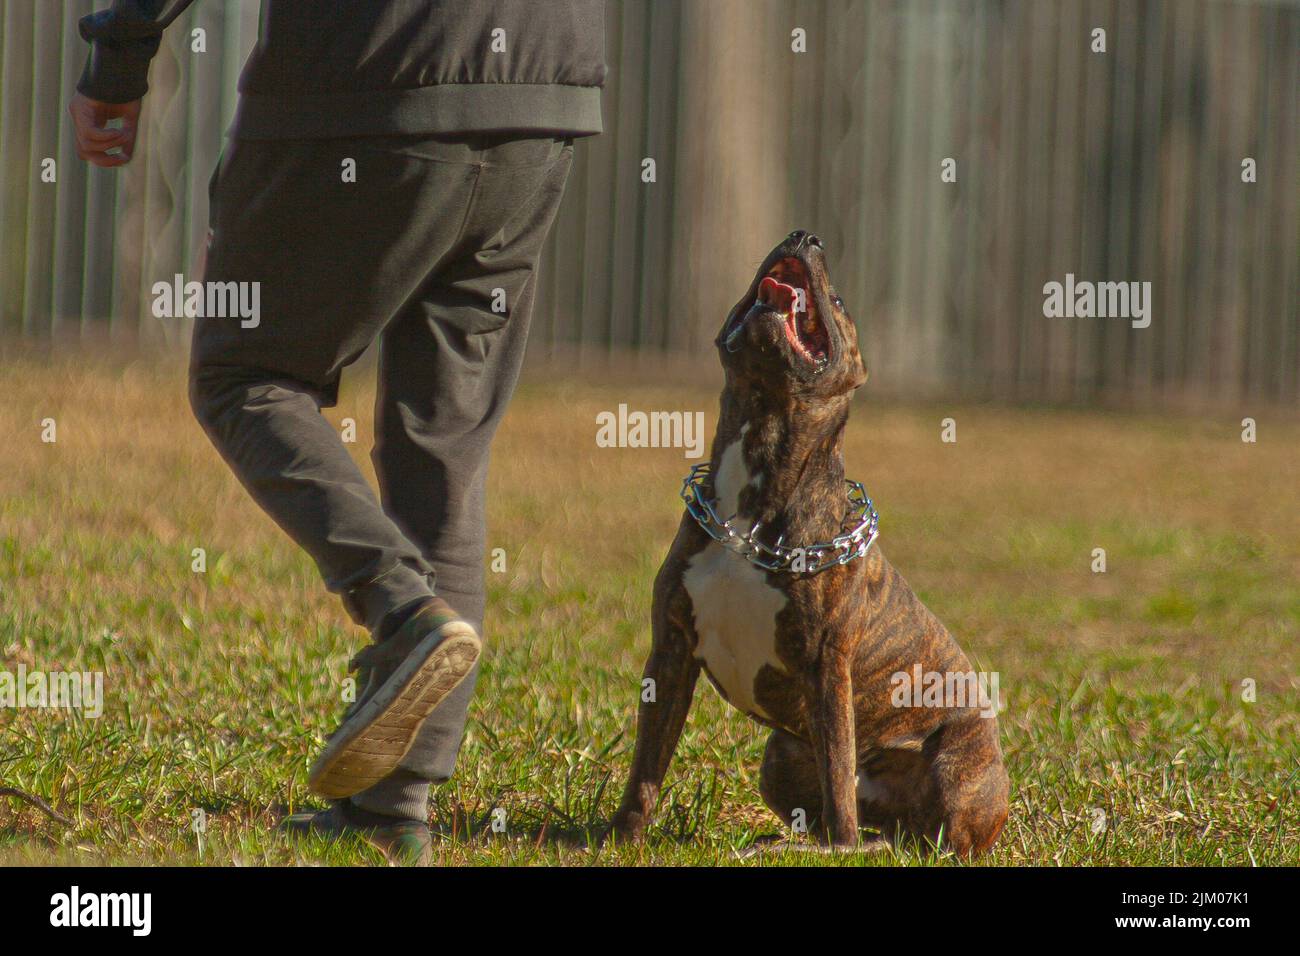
[682,432,787,718]
[684,544,788,718]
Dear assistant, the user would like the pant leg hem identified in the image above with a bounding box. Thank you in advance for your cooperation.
[343,561,436,633]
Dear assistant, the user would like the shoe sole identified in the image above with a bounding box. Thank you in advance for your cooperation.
[308,622,481,799]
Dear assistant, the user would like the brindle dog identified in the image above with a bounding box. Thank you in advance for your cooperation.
[610,231,1008,856]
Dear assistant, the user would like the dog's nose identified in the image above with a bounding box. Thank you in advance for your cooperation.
[788,230,823,250]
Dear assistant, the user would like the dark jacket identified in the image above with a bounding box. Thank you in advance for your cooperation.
[78,0,605,138]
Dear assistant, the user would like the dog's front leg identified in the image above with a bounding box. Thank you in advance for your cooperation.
[805,646,859,847]
[609,615,699,843]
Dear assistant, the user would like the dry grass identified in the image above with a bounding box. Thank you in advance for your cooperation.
[1,353,1296,865]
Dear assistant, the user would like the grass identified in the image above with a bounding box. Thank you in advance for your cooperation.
[0,354,1296,866]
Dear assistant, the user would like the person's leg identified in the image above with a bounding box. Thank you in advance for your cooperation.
[190,134,479,631]
[356,135,575,800]
[191,134,500,816]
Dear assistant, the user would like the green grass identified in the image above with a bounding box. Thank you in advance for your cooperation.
[0,355,1296,866]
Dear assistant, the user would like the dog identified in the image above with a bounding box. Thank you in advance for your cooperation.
[610,231,1009,856]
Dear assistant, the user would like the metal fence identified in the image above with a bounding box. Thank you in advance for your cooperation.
[1,0,1296,404]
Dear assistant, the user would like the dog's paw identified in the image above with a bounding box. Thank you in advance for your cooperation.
[601,811,647,848]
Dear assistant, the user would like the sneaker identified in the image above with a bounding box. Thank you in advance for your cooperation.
[280,801,431,865]
[308,598,480,800]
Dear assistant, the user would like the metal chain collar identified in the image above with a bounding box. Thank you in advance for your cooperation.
[680,463,880,574]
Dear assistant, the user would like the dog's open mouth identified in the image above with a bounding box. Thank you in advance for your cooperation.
[756,258,829,366]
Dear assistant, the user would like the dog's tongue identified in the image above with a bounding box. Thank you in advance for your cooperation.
[758,276,798,314]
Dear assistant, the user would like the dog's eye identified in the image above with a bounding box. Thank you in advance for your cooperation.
[831,295,844,309]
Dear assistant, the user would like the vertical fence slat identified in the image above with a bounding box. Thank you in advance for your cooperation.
[22,0,63,335]
[1277,9,1299,403]
[52,0,91,339]
[603,0,646,355]
[1,0,36,337]
[635,0,681,354]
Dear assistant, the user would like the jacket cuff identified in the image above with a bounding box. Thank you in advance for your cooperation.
[76,10,163,104]
[77,41,157,103]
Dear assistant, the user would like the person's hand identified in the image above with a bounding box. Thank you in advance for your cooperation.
[69,92,142,167]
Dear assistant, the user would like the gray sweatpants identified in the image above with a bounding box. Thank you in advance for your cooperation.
[189,132,573,783]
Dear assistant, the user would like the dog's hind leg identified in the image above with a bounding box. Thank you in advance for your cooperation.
[759,729,824,833]
[759,730,893,851]
[924,715,1009,857]
[854,746,937,846]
